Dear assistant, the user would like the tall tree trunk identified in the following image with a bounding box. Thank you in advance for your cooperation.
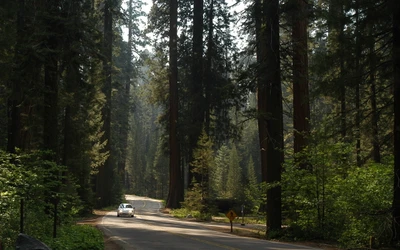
[166,0,183,209]
[392,0,400,244]
[120,0,134,189]
[255,0,268,215]
[97,0,113,207]
[43,14,58,156]
[205,0,213,135]
[339,5,347,139]
[292,0,310,169]
[42,0,60,237]
[189,0,204,186]
[355,0,361,166]
[258,0,283,233]
[368,18,381,163]
[7,0,25,153]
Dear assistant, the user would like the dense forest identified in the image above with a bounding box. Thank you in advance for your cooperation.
[1,0,400,249]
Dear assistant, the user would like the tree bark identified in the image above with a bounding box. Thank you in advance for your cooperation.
[392,0,400,244]
[189,0,205,186]
[166,0,183,209]
[368,23,381,163]
[119,0,134,189]
[97,0,113,207]
[257,0,283,234]
[292,0,310,169]
[7,0,25,153]
[354,0,361,166]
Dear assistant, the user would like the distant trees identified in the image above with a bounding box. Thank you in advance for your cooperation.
[0,0,147,212]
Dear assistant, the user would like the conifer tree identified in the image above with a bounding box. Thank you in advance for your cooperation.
[226,144,242,199]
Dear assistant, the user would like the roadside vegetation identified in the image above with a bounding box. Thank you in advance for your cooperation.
[170,138,394,249]
[0,150,104,249]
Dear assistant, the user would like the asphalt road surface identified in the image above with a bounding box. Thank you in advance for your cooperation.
[99,195,320,250]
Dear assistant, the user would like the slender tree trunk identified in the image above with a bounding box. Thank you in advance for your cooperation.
[205,0,213,135]
[292,0,310,169]
[97,0,113,207]
[339,5,347,139]
[367,5,381,163]
[355,0,361,166]
[392,0,400,244]
[166,0,183,209]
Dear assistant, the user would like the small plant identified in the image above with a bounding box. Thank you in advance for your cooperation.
[46,225,104,250]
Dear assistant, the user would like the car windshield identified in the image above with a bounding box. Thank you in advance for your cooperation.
[124,204,133,208]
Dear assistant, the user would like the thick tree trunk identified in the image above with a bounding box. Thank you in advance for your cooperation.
[119,0,134,189]
[292,0,310,169]
[255,0,267,213]
[166,0,183,209]
[392,0,400,244]
[257,0,283,234]
[264,0,283,233]
[7,0,25,153]
[97,0,113,207]
[189,0,204,186]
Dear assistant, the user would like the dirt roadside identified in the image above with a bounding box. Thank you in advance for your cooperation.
[79,210,341,250]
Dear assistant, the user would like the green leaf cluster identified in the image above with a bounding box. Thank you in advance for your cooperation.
[0,150,82,249]
[282,142,393,248]
[46,225,104,250]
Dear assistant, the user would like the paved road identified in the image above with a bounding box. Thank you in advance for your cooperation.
[99,195,320,250]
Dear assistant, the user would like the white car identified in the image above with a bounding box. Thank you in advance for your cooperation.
[117,203,135,217]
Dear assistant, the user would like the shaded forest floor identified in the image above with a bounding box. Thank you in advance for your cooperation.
[79,209,344,250]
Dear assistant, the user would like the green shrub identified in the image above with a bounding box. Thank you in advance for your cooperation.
[46,225,104,250]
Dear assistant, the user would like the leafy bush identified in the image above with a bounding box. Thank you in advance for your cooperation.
[0,150,83,249]
[46,225,104,250]
[282,141,393,248]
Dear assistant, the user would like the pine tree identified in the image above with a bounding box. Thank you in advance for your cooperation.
[226,144,243,200]
[187,129,214,211]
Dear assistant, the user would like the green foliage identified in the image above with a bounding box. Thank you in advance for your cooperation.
[0,150,82,249]
[46,225,104,250]
[282,141,393,248]
[226,145,243,200]
[181,179,205,212]
[243,157,263,214]
[183,130,215,215]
